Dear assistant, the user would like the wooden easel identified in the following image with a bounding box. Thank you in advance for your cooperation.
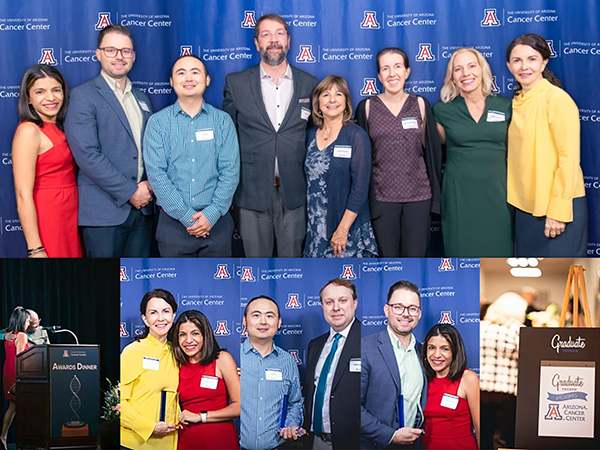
[558,265,593,327]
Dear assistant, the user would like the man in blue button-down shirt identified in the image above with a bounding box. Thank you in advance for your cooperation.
[241,296,304,450]
[144,55,240,256]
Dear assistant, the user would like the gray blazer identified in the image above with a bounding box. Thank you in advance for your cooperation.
[65,75,153,226]
[223,64,318,212]
[361,329,427,449]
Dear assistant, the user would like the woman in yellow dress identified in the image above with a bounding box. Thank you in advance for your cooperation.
[120,289,179,449]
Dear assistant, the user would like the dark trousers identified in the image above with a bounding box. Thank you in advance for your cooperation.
[515,196,588,257]
[371,199,431,257]
[81,208,152,257]
[238,186,306,257]
[156,209,233,257]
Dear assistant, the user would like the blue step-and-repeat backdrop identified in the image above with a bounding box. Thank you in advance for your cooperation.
[1,0,599,256]
[120,258,480,382]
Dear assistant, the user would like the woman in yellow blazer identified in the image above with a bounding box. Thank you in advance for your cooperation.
[121,289,179,450]
[506,34,587,256]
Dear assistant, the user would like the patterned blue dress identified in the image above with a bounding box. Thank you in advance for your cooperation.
[303,135,378,258]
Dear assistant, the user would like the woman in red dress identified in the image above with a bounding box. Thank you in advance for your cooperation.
[12,65,82,258]
[1,307,31,450]
[421,324,479,449]
[173,310,240,449]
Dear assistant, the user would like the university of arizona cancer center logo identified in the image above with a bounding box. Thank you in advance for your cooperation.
[361,78,379,96]
[95,12,111,30]
[38,48,57,66]
[416,44,435,61]
[360,11,380,29]
[296,45,316,63]
[241,11,256,28]
[214,320,231,336]
[481,9,500,27]
[286,293,302,309]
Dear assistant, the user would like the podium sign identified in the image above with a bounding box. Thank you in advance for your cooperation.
[49,346,100,438]
[516,328,600,449]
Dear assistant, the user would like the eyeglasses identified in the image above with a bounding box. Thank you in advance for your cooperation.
[387,303,421,316]
[98,47,135,58]
[258,30,287,40]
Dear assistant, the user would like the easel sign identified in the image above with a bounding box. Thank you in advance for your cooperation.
[515,266,599,449]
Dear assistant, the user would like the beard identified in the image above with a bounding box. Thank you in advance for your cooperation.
[260,43,289,66]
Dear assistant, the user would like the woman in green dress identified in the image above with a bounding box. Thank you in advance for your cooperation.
[433,48,514,257]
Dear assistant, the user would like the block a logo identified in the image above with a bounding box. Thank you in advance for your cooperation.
[180,45,193,56]
[286,293,302,309]
[339,264,357,280]
[296,45,316,63]
[241,10,256,28]
[120,266,130,282]
[481,9,500,27]
[438,258,455,271]
[240,266,256,282]
[214,264,231,279]
[214,320,231,336]
[120,322,129,337]
[361,78,379,96]
[546,40,557,58]
[439,311,454,325]
[240,324,247,337]
[491,76,500,94]
[360,11,380,29]
[289,349,302,365]
[544,404,562,420]
[38,48,58,66]
[95,12,112,30]
[416,44,435,61]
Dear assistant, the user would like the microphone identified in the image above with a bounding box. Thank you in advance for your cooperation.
[42,326,62,332]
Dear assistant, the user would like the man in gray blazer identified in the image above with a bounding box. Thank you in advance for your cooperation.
[65,24,153,257]
[223,14,318,257]
[361,280,427,449]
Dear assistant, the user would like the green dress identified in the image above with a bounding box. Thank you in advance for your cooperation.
[433,95,514,257]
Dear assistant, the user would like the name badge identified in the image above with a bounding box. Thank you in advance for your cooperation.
[200,375,219,390]
[333,145,352,158]
[142,356,159,371]
[301,107,311,121]
[486,110,506,122]
[440,393,459,410]
[265,368,283,381]
[195,129,214,141]
[138,100,150,112]
[349,358,361,372]
[401,118,419,129]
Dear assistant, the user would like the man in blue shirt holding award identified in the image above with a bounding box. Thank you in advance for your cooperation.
[240,296,304,450]
[144,54,239,257]
[361,280,427,449]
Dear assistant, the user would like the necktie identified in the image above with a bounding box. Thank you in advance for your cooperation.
[313,333,341,437]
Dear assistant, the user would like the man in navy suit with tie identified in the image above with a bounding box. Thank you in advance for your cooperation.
[223,14,318,257]
[303,278,361,449]
[65,24,154,257]
[361,280,427,449]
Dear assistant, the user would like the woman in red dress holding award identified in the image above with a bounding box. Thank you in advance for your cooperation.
[421,324,479,449]
[1,307,30,450]
[173,310,240,449]
[12,65,81,258]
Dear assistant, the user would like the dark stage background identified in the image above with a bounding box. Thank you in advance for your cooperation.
[0,258,120,445]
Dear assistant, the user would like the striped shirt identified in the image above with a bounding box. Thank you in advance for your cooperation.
[240,338,303,450]
[143,100,240,227]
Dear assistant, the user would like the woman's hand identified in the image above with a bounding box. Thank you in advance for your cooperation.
[30,250,48,258]
[545,217,566,238]
[331,226,349,257]
[178,409,202,425]
[152,421,176,436]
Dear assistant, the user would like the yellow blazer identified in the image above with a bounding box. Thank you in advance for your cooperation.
[120,334,179,450]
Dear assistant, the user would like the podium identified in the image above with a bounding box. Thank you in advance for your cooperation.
[15,345,99,449]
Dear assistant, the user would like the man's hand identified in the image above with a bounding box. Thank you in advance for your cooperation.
[187,212,212,238]
[280,426,305,441]
[391,427,423,445]
[129,181,153,209]
[152,421,176,436]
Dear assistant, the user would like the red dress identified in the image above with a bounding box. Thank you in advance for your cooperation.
[3,333,29,401]
[422,373,477,450]
[23,121,82,257]
[178,359,239,449]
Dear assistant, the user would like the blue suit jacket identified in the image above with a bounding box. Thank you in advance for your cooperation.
[361,329,427,449]
[65,74,153,226]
